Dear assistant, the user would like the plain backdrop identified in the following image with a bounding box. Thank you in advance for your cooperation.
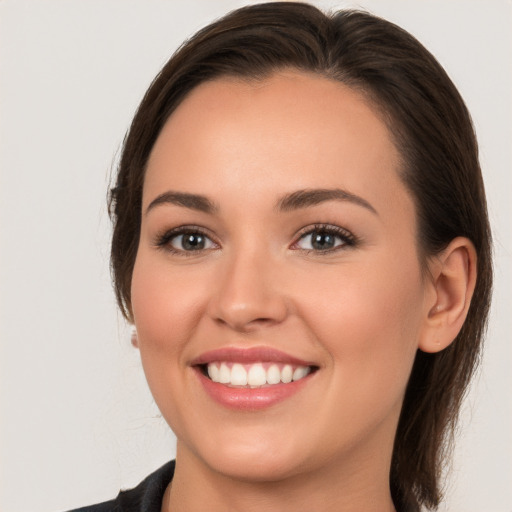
[0,1,511,511]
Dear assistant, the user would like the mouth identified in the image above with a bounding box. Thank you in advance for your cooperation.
[198,361,316,388]
[191,347,319,410]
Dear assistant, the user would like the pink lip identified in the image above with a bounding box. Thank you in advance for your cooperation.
[190,346,315,366]
[191,346,317,411]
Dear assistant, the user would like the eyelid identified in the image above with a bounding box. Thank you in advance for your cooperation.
[152,222,357,256]
[153,225,220,255]
[290,223,357,252]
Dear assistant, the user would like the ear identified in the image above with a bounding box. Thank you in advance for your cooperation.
[419,237,477,353]
[130,327,139,348]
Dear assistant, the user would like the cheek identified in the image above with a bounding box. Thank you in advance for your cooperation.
[297,250,425,380]
[294,253,425,446]
[130,251,207,359]
[129,251,211,434]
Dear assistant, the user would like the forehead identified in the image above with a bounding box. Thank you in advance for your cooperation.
[144,71,412,220]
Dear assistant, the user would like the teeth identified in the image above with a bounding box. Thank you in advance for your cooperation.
[231,363,247,386]
[247,363,267,386]
[208,363,220,382]
[266,364,281,385]
[281,364,293,384]
[206,362,311,387]
[218,363,231,384]
[292,366,309,381]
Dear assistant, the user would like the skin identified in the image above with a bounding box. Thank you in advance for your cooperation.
[130,71,476,512]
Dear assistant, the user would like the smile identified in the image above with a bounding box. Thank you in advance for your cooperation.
[191,347,319,410]
[206,362,312,388]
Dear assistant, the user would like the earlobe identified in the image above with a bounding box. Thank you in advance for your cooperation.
[419,237,477,353]
[131,327,139,348]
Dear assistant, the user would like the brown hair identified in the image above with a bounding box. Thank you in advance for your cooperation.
[109,3,492,510]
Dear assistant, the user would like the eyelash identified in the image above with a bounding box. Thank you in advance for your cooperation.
[154,225,218,257]
[153,223,358,256]
[292,224,358,254]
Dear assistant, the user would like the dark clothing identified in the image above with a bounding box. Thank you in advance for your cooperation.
[67,460,175,512]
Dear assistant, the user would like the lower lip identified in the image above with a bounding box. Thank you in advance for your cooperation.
[195,368,314,411]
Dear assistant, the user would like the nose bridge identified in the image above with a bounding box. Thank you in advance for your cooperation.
[208,240,287,331]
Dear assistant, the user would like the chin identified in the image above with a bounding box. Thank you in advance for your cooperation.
[190,432,313,483]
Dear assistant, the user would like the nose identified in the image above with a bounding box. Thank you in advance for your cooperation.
[207,249,289,333]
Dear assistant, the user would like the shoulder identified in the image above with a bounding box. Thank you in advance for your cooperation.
[64,460,176,512]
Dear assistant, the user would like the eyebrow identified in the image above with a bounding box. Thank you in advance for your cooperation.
[145,191,218,215]
[145,187,377,216]
[276,188,378,215]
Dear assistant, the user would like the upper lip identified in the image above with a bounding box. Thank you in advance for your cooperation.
[190,346,317,367]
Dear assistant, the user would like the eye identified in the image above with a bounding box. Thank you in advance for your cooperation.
[171,232,215,251]
[293,225,356,252]
[155,227,217,254]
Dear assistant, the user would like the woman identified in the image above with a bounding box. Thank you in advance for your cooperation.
[74,2,492,511]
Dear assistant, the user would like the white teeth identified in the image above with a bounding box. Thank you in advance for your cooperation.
[247,364,267,386]
[206,362,312,387]
[281,364,293,383]
[230,363,248,386]
[207,363,219,382]
[293,366,310,381]
[219,362,231,384]
[266,364,281,385]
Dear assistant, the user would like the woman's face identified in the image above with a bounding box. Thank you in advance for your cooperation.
[131,72,434,482]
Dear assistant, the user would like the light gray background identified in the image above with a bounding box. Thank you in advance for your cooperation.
[1,1,510,511]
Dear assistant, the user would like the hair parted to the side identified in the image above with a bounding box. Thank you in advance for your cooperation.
[109,3,492,510]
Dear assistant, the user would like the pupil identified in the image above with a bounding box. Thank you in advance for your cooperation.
[312,232,334,250]
[183,234,204,250]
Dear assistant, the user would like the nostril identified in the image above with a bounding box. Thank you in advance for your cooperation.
[252,317,278,325]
